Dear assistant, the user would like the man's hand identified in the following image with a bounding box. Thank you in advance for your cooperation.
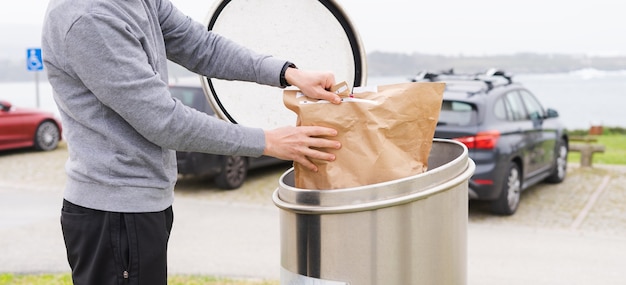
[285,68,342,104]
[264,126,341,172]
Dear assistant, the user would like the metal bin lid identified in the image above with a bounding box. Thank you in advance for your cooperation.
[201,0,367,129]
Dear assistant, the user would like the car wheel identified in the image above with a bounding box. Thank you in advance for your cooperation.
[34,121,60,151]
[544,139,568,183]
[491,162,521,215]
[215,156,248,190]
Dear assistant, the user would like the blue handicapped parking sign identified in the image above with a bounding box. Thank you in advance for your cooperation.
[27,48,44,71]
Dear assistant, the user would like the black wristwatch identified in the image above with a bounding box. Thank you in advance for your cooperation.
[280,62,297,87]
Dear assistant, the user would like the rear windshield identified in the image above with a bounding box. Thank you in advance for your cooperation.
[438,100,478,126]
[170,86,204,109]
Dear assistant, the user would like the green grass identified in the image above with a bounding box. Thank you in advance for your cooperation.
[0,274,71,285]
[568,134,626,165]
[0,273,279,285]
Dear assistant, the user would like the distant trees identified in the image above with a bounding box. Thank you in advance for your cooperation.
[2,52,626,83]
[366,52,626,76]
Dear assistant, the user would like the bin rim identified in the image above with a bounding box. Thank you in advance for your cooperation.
[272,138,475,214]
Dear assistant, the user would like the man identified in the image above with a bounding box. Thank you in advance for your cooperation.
[41,0,342,284]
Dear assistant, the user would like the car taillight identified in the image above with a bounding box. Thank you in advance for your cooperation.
[473,179,494,185]
[454,130,500,150]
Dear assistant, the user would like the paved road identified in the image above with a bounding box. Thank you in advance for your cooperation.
[1,145,626,284]
[1,185,626,285]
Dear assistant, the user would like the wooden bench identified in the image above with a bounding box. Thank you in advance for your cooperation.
[569,136,605,167]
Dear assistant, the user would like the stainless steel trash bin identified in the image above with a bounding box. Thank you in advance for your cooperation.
[200,2,471,284]
[273,138,475,285]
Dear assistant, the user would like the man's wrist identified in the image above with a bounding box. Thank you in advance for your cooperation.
[280,62,297,87]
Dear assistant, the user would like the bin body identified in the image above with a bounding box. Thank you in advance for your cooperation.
[273,139,475,285]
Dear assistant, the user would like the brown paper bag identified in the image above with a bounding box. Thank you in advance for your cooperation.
[283,81,445,190]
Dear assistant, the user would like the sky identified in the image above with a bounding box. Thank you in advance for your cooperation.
[2,0,625,58]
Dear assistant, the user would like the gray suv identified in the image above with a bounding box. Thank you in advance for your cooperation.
[169,83,289,189]
[414,69,569,215]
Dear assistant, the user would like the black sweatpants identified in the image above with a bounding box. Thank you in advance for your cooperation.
[60,199,174,285]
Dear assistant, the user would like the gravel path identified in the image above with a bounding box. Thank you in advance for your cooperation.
[2,143,626,284]
[2,141,625,236]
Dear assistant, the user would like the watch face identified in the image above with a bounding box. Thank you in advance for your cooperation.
[202,0,366,129]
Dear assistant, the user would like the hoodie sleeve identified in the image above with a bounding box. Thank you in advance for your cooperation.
[156,0,287,87]
[63,12,266,157]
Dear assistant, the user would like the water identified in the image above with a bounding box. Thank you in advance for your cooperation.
[2,69,625,130]
[368,69,626,130]
[0,79,57,116]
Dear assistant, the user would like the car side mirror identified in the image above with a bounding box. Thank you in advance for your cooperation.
[0,100,12,112]
[546,108,559,118]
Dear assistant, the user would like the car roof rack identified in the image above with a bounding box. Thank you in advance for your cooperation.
[410,68,514,92]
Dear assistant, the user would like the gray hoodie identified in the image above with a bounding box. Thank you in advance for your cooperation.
[41,0,287,212]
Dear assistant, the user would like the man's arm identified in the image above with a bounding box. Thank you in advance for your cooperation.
[158,0,285,86]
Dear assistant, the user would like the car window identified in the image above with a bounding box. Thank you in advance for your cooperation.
[518,90,545,120]
[493,97,507,120]
[438,100,477,126]
[169,87,204,112]
[501,92,528,121]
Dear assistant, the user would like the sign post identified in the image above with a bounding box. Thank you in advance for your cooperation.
[27,48,44,108]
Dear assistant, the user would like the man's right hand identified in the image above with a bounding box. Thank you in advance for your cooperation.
[285,68,342,104]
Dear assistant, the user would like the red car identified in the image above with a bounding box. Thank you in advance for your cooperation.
[0,100,62,152]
